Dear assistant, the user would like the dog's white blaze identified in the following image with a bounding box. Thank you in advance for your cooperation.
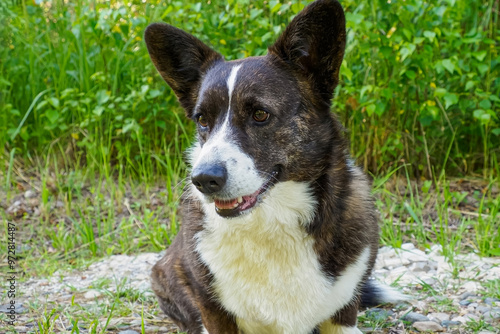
[195,181,370,334]
[227,64,242,102]
[190,64,264,200]
[201,326,209,334]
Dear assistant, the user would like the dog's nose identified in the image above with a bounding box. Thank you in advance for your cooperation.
[191,164,227,194]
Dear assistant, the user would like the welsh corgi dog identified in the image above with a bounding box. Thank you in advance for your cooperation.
[145,1,403,333]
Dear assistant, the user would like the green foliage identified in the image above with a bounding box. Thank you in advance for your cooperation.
[0,0,499,178]
[338,0,500,176]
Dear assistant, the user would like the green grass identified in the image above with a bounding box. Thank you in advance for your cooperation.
[1,0,499,179]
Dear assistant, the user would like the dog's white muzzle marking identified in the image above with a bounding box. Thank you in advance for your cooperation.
[190,64,265,204]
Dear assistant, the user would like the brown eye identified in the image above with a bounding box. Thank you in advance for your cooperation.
[253,110,270,122]
[197,114,208,127]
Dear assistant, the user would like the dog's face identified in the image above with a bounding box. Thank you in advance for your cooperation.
[145,0,346,218]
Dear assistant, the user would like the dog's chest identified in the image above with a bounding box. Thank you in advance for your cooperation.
[197,224,329,333]
[194,185,338,334]
[194,182,370,333]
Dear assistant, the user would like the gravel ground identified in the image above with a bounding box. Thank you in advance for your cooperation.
[2,243,499,333]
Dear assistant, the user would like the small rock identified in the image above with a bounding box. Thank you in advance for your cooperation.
[24,190,36,198]
[129,319,143,326]
[118,331,140,334]
[452,314,479,323]
[469,302,478,308]
[413,300,428,311]
[484,297,500,306]
[459,299,472,306]
[401,243,416,250]
[428,312,449,323]
[441,320,461,327]
[483,309,500,321]
[459,291,475,300]
[477,331,496,334]
[144,326,160,333]
[462,281,479,292]
[83,290,101,299]
[413,321,444,332]
[402,249,428,262]
[402,312,430,323]
[477,305,491,314]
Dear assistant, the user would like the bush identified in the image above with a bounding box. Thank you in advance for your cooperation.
[1,0,498,178]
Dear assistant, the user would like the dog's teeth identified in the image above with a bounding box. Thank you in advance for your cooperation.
[237,197,243,203]
[232,201,239,208]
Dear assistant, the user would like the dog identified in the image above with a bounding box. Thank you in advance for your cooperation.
[145,1,404,333]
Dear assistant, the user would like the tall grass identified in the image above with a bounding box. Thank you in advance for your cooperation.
[0,0,498,274]
[0,0,498,180]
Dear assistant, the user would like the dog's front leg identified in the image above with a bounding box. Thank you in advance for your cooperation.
[319,302,362,334]
[198,302,239,334]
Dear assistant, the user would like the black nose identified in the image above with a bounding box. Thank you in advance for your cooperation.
[191,164,227,194]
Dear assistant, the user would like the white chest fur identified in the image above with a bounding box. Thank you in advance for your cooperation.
[195,181,370,334]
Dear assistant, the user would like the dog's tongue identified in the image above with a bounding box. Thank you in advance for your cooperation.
[214,198,239,210]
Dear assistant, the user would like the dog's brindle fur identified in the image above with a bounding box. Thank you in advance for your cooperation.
[145,1,380,333]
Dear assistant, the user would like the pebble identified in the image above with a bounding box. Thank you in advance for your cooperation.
[144,326,160,333]
[441,320,461,327]
[84,289,101,299]
[24,189,36,198]
[14,242,500,334]
[427,312,449,323]
[477,305,491,313]
[402,312,430,323]
[459,299,471,306]
[483,309,500,321]
[459,291,475,300]
[484,297,500,305]
[413,321,444,332]
[451,314,479,323]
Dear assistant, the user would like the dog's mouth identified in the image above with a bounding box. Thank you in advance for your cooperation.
[213,168,280,218]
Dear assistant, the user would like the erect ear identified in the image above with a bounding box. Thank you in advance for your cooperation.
[144,23,223,116]
[268,0,346,102]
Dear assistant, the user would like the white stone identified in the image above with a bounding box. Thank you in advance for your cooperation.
[401,243,416,250]
[84,290,101,299]
[428,312,450,323]
[413,321,444,332]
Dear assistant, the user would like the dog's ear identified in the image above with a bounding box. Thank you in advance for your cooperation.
[268,0,346,102]
[144,23,223,116]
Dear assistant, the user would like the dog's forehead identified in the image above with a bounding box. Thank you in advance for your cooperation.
[198,57,295,107]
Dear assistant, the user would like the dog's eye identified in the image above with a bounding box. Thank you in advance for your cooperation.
[253,110,270,123]
[197,114,208,128]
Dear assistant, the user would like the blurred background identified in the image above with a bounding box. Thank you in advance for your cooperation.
[0,0,499,331]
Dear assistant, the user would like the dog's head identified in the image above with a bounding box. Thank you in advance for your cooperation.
[145,0,346,218]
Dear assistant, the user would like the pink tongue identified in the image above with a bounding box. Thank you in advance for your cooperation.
[214,198,238,210]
